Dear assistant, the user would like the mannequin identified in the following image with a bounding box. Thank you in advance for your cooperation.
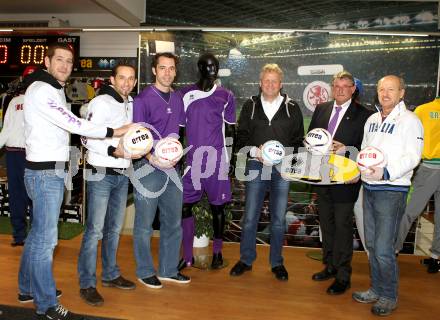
[180,53,236,269]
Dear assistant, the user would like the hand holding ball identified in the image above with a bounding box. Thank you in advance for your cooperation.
[356,146,387,174]
[304,128,332,155]
[261,140,285,165]
[153,137,183,168]
[122,126,153,157]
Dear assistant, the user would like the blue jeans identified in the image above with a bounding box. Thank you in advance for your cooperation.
[6,151,32,243]
[240,160,290,267]
[363,188,407,301]
[133,160,183,279]
[18,169,66,314]
[77,173,128,288]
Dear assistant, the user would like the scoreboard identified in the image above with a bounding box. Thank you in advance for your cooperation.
[0,35,80,76]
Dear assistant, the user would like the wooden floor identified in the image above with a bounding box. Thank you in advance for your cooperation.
[0,234,439,320]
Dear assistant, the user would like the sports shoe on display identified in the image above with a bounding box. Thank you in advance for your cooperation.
[138,275,163,289]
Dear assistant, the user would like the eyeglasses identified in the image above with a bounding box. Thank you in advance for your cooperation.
[333,85,354,90]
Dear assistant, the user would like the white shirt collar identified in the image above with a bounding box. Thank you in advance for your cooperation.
[333,99,351,110]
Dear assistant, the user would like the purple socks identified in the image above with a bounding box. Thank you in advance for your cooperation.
[181,216,195,263]
[213,238,223,254]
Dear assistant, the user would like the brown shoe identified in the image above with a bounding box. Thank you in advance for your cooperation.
[102,275,136,290]
[80,287,104,306]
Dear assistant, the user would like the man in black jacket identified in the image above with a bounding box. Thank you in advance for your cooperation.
[309,71,373,295]
[230,63,304,281]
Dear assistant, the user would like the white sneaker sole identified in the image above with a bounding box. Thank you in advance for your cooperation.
[157,276,191,284]
[137,278,163,289]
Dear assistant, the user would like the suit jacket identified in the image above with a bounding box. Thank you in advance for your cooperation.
[308,100,373,202]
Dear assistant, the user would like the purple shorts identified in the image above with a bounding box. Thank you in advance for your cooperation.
[182,147,231,205]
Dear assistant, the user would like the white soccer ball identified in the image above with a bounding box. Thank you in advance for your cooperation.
[261,140,285,165]
[304,128,332,155]
[154,137,184,166]
[356,146,387,173]
[122,126,153,156]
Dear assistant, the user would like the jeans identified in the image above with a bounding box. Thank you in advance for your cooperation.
[18,169,66,313]
[77,173,128,289]
[363,188,407,301]
[6,151,32,243]
[133,160,182,279]
[240,160,290,267]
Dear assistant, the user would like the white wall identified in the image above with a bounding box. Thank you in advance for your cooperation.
[0,13,130,27]
[71,32,139,57]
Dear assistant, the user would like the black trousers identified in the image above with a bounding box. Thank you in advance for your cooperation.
[316,187,355,282]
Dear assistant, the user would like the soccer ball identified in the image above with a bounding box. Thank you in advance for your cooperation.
[356,146,387,173]
[154,137,184,166]
[304,128,332,155]
[122,126,153,156]
[261,140,285,165]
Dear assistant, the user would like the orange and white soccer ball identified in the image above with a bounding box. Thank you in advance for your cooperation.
[154,137,183,166]
[304,128,332,155]
[356,146,387,173]
[122,126,153,156]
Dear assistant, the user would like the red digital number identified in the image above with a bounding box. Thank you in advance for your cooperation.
[34,45,45,64]
[20,45,31,64]
[0,45,7,64]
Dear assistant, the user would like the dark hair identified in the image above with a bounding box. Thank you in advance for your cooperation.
[45,43,75,60]
[111,63,137,78]
[151,52,179,69]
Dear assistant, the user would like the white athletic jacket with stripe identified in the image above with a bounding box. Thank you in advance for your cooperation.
[24,70,110,163]
[361,101,423,190]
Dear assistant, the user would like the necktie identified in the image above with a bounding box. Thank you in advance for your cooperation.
[327,106,342,135]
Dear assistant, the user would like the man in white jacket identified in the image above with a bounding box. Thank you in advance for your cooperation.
[0,92,30,246]
[18,43,134,320]
[78,64,140,306]
[352,75,423,316]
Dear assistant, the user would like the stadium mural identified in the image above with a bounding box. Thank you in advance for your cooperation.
[139,31,439,253]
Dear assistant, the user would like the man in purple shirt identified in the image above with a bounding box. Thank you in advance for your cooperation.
[179,53,236,269]
[132,52,190,289]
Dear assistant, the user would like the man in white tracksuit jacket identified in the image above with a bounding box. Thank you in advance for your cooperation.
[352,75,423,316]
[78,64,139,306]
[18,44,133,320]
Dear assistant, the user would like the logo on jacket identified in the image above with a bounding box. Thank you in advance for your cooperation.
[368,122,395,134]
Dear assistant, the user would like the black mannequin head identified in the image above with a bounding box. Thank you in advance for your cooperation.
[197,53,219,89]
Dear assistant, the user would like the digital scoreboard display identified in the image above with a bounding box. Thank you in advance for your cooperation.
[0,36,80,76]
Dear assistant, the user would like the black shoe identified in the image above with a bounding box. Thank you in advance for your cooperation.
[138,275,163,289]
[39,304,84,320]
[211,252,224,269]
[79,287,103,306]
[177,257,194,271]
[427,258,440,273]
[272,265,288,281]
[11,241,25,247]
[327,279,351,295]
[102,275,136,290]
[158,273,191,284]
[19,289,62,304]
[312,267,337,281]
[229,261,252,276]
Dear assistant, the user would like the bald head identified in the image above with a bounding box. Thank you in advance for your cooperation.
[377,75,405,90]
[377,75,405,114]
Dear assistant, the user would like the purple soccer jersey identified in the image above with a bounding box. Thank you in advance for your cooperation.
[181,84,236,151]
[133,85,185,140]
[180,84,236,205]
